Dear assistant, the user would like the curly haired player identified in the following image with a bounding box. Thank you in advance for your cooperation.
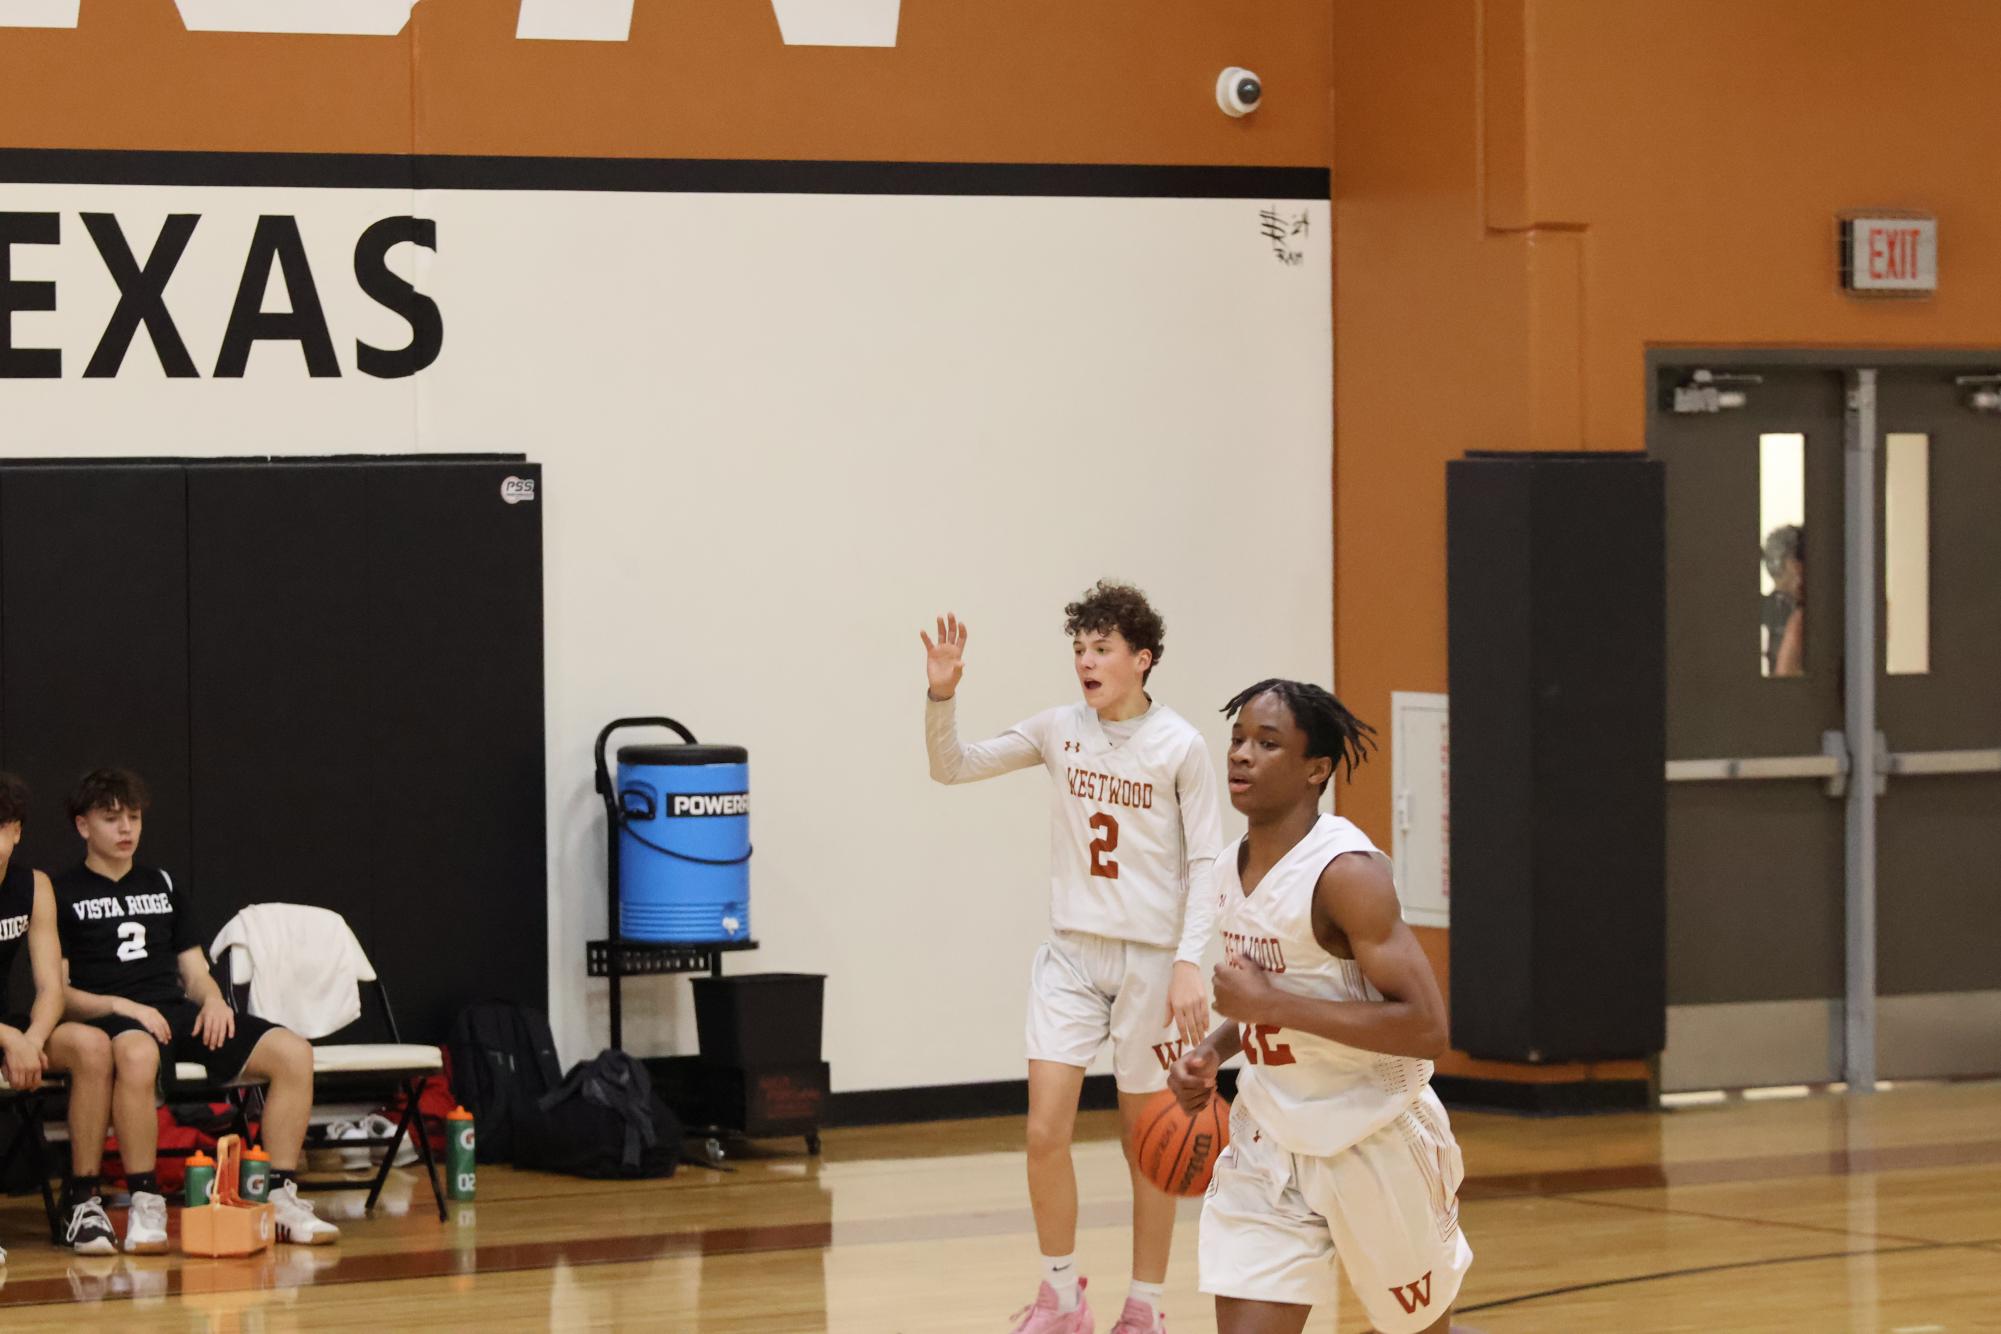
[921,581,1225,1334]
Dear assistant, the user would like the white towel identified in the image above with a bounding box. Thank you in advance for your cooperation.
[209,904,370,1039]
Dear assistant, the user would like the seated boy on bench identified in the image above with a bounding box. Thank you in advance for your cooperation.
[55,768,338,1251]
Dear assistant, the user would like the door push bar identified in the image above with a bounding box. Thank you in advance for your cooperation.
[1666,731,2001,797]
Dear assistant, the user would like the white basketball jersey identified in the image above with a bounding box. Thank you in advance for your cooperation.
[1220,813,1434,1158]
[1026,702,1219,948]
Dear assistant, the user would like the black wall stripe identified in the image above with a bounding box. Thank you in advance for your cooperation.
[0,148,1328,199]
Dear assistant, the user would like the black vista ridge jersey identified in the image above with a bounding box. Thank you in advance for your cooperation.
[55,863,197,1008]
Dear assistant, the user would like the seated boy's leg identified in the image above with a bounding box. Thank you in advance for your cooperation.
[235,1026,314,1170]
[43,1022,122,1253]
[102,1024,172,1254]
[44,1023,113,1175]
[226,1023,338,1245]
[107,1028,161,1175]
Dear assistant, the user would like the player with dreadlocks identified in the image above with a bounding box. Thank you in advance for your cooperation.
[1169,680,1477,1334]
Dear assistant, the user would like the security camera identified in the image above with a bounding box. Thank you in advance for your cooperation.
[1217,67,1262,117]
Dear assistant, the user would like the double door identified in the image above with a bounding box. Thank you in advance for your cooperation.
[1651,358,2001,1091]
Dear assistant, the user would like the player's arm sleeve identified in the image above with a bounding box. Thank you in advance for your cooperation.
[925,696,1044,784]
[1173,740,1227,964]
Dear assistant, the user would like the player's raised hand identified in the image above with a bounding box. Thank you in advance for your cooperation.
[919,612,969,700]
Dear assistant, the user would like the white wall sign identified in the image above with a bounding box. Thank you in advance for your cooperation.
[1840,214,1937,295]
[516,0,631,43]
[1391,691,1450,928]
[2,0,901,43]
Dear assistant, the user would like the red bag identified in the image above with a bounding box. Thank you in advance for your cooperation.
[100,1106,220,1190]
[378,1055,456,1153]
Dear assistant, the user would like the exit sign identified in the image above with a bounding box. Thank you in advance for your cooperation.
[1840,214,1938,295]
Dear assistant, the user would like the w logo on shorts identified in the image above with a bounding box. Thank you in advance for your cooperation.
[1388,1270,1432,1314]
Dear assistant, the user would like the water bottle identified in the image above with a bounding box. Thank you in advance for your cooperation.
[184,1150,216,1207]
[447,1106,476,1201]
[239,1146,272,1202]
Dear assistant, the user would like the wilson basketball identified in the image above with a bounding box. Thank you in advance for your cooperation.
[1134,1089,1230,1197]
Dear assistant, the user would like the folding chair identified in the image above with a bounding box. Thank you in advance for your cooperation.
[0,1072,62,1242]
[209,904,448,1221]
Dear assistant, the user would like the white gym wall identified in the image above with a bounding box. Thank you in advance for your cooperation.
[1,182,1332,1091]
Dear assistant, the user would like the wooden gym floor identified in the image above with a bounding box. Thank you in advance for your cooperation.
[0,1080,1996,1331]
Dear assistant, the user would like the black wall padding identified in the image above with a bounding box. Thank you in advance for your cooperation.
[1445,452,1666,1063]
[0,458,545,1041]
[0,466,194,883]
[359,463,547,1030]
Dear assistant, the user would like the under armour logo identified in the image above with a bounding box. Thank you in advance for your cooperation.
[1062,740,1081,752]
[1388,1271,1433,1314]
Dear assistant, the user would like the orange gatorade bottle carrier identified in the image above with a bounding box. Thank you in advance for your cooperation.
[181,1134,275,1256]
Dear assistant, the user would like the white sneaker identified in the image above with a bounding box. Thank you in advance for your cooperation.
[123,1191,169,1255]
[325,1118,372,1170]
[361,1112,419,1167]
[269,1180,340,1246]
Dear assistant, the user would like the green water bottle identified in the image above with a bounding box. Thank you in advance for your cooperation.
[447,1106,476,1201]
[239,1146,272,1202]
[184,1150,217,1207]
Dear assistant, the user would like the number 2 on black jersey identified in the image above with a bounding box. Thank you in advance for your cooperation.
[1088,812,1120,880]
[116,922,147,962]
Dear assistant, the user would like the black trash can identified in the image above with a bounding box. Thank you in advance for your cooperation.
[691,972,825,1067]
[677,973,829,1154]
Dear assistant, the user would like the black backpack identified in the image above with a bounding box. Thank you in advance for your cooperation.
[515,1048,682,1179]
[447,1002,562,1164]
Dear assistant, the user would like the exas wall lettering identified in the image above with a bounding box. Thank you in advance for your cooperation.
[0,211,442,379]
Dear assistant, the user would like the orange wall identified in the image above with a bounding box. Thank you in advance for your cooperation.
[0,0,1331,166]
[1333,0,2001,1081]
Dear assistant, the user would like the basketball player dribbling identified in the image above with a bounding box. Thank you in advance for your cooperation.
[1168,680,1477,1334]
[922,581,1224,1334]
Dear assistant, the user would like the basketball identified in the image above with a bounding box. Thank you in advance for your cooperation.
[1134,1088,1230,1197]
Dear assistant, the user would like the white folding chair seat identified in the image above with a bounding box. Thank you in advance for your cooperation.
[307,1044,445,1075]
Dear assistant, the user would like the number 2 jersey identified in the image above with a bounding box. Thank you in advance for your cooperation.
[54,863,197,1007]
[1220,812,1435,1158]
[927,695,1224,952]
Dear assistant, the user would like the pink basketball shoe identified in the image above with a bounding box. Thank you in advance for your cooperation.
[1008,1276,1093,1333]
[1108,1296,1166,1333]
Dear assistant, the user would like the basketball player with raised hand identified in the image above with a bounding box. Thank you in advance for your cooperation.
[922,581,1224,1334]
[1168,681,1476,1334]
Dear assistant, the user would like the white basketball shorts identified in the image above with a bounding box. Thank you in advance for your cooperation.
[1024,930,1180,1094]
[1199,1091,1474,1332]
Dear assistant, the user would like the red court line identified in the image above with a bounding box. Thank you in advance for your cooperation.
[3,1138,1995,1309]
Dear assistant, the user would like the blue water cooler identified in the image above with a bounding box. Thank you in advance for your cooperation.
[594,718,752,944]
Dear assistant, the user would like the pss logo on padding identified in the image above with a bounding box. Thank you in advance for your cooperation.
[668,793,749,818]
[500,476,536,505]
